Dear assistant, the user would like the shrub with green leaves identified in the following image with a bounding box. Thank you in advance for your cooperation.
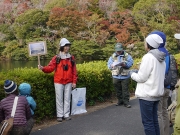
[0,68,55,121]
[76,61,113,101]
[0,61,139,121]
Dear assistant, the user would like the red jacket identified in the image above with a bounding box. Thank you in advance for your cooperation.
[42,55,78,84]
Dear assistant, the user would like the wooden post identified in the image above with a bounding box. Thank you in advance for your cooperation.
[38,54,40,65]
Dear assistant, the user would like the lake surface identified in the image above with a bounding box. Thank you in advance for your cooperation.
[0,59,91,71]
[0,60,50,71]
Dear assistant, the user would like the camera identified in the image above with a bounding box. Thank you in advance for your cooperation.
[63,64,68,71]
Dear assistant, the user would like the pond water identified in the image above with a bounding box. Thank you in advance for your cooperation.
[0,59,91,72]
[0,60,50,71]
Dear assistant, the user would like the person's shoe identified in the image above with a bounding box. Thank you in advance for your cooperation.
[115,102,123,106]
[57,117,63,122]
[65,117,71,121]
[124,104,131,108]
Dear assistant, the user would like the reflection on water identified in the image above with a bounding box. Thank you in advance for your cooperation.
[0,59,87,72]
[0,60,50,72]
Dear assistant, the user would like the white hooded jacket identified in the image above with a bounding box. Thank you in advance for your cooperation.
[131,49,166,101]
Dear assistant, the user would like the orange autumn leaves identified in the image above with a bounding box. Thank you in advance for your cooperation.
[47,7,137,46]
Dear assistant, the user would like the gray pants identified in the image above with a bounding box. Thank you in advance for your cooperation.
[158,88,170,135]
[54,83,72,118]
[113,78,130,105]
[10,118,34,135]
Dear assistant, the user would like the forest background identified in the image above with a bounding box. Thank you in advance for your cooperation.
[1,0,180,122]
[0,0,180,61]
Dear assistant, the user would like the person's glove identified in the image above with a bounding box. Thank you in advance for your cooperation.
[170,85,175,91]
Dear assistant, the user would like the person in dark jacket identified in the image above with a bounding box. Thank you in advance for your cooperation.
[0,80,34,135]
[150,31,170,135]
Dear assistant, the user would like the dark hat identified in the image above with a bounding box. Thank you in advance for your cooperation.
[4,80,17,94]
[115,43,124,51]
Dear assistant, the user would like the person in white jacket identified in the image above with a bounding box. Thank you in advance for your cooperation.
[130,33,166,135]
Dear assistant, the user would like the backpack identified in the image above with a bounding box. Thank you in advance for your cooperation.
[164,55,178,87]
[0,97,18,135]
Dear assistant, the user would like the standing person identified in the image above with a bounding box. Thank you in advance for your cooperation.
[107,43,133,108]
[172,33,180,135]
[0,80,34,135]
[149,31,170,135]
[18,83,36,115]
[38,38,78,122]
[130,33,166,135]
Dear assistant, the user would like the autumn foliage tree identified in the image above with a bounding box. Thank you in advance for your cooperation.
[47,7,88,38]
[108,10,138,45]
[0,0,180,61]
[0,0,32,24]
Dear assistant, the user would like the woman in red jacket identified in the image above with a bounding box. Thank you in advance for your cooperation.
[38,38,78,122]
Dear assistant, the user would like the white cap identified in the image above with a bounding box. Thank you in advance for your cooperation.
[174,33,180,39]
[59,38,71,47]
[145,34,163,48]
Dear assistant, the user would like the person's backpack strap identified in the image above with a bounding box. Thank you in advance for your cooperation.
[55,54,61,71]
[56,54,61,64]
[167,55,170,73]
[11,96,18,117]
[70,56,75,66]
[112,53,117,62]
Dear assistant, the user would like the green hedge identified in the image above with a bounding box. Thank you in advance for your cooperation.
[0,68,56,121]
[76,61,113,102]
[174,54,180,76]
[1,61,131,121]
[1,54,180,121]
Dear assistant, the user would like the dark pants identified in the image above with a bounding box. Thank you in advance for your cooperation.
[10,118,34,135]
[139,99,160,135]
[113,78,130,105]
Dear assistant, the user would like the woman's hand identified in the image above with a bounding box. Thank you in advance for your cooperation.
[38,65,43,70]
[72,83,76,89]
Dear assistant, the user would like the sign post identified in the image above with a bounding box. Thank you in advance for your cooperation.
[38,54,40,65]
[28,41,47,67]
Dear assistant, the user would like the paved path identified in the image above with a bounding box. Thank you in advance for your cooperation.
[31,99,173,135]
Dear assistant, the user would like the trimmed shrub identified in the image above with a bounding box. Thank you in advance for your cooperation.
[0,61,138,121]
[76,61,113,101]
[0,68,55,121]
